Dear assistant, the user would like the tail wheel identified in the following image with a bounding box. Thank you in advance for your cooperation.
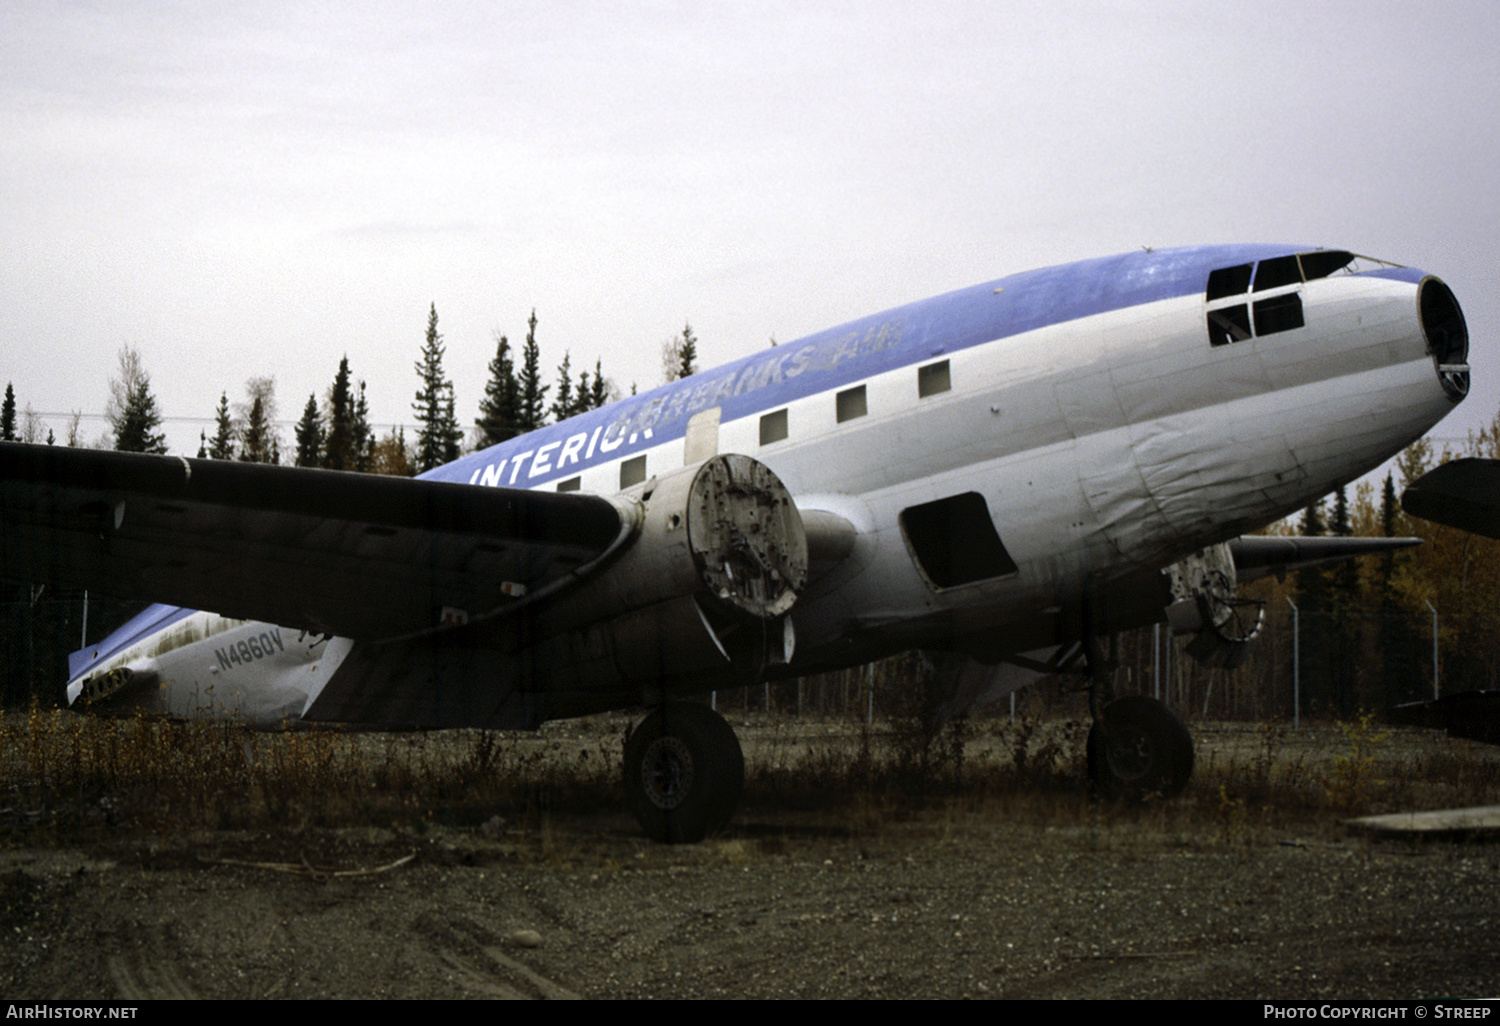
[624,701,744,843]
[1087,695,1194,802]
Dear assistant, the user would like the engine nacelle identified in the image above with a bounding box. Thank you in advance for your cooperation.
[300,454,812,730]
[524,453,809,709]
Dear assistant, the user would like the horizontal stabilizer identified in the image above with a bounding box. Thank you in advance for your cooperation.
[1401,458,1500,539]
[1388,689,1500,746]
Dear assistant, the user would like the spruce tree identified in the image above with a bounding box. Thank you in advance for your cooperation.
[476,332,521,447]
[236,377,279,464]
[1294,497,1331,713]
[324,356,355,471]
[551,352,574,422]
[676,322,698,380]
[1377,471,1422,705]
[1379,473,1398,590]
[589,359,608,410]
[413,303,463,472]
[1,384,15,442]
[575,367,591,414]
[1330,485,1360,600]
[352,380,373,471]
[1328,484,1361,715]
[1294,498,1327,606]
[208,392,235,460]
[107,347,168,454]
[239,395,272,463]
[114,380,168,453]
[661,323,699,382]
[295,394,324,467]
[517,310,549,433]
[440,386,460,464]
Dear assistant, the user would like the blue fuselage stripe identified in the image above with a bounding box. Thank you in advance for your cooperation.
[429,244,1311,489]
[68,602,197,680]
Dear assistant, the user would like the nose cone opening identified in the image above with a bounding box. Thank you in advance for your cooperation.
[1420,276,1469,401]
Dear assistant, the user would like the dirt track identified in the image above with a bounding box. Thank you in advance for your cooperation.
[3,722,1498,999]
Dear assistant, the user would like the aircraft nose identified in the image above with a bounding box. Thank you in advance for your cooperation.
[1420,276,1469,401]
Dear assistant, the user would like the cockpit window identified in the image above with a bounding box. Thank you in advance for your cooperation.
[1253,255,1302,291]
[1253,294,1304,335]
[1208,304,1251,347]
[1205,249,1407,346]
[1297,250,1355,281]
[1206,264,1252,301]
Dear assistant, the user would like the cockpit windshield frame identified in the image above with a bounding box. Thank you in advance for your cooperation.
[1203,250,1404,347]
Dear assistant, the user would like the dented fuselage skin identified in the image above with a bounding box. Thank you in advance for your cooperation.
[65,245,1468,726]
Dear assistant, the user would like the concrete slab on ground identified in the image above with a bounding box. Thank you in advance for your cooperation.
[1347,805,1500,838]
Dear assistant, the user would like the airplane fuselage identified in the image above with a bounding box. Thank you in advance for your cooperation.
[61,245,1467,726]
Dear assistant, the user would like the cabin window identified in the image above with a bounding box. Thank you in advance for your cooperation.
[760,408,788,445]
[556,476,581,492]
[620,455,646,488]
[1253,294,1304,336]
[836,385,867,423]
[1208,304,1252,347]
[900,492,1018,588]
[918,360,951,398]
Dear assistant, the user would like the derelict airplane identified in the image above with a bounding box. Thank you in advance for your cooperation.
[0,244,1471,841]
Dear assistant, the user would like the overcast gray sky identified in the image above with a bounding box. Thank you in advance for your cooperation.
[3,0,1497,471]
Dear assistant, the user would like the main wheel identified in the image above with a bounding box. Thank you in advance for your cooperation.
[1087,695,1194,802]
[624,702,744,843]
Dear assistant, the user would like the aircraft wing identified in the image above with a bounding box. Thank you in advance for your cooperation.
[1401,458,1500,539]
[1228,535,1421,582]
[0,442,632,642]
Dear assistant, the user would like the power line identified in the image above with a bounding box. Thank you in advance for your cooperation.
[27,411,414,432]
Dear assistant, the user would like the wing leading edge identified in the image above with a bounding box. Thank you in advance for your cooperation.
[0,442,632,642]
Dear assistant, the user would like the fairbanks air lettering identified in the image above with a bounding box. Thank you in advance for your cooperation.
[215,628,286,671]
[618,317,902,438]
[466,318,904,489]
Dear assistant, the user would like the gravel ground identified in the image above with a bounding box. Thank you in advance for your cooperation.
[2,722,1498,999]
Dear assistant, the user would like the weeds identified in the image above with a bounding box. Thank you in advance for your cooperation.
[1216,784,1248,846]
[0,706,623,843]
[1007,717,1086,786]
[1320,711,1391,813]
[5,702,1498,849]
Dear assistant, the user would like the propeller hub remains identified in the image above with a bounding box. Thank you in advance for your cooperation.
[687,454,807,619]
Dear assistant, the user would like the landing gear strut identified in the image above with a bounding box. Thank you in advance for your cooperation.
[1087,695,1194,801]
[1081,579,1194,801]
[624,701,744,843]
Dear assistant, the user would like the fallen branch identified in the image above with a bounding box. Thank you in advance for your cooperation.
[200,852,416,878]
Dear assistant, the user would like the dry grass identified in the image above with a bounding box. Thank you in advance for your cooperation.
[4,701,1498,849]
[0,704,627,843]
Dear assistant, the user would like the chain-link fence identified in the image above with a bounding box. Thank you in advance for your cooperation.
[1102,606,1448,723]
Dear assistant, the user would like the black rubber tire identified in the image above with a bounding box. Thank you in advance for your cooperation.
[624,702,744,844]
[1087,695,1194,802]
